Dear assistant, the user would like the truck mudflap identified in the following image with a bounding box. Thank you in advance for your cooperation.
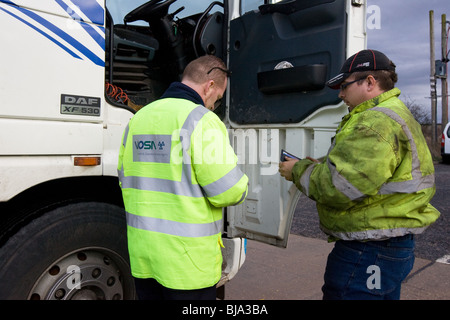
[218,237,247,287]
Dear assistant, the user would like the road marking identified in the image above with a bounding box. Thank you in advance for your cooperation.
[436,255,450,264]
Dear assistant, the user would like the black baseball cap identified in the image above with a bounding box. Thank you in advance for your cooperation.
[326,49,396,89]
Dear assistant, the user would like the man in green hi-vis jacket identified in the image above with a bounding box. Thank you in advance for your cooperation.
[279,49,440,300]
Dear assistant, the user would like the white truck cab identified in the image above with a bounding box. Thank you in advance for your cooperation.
[0,0,366,299]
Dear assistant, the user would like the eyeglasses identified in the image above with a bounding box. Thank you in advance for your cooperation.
[339,76,367,91]
[207,67,231,77]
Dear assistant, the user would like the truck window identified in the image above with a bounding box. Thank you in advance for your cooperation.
[105,0,224,112]
[241,0,264,15]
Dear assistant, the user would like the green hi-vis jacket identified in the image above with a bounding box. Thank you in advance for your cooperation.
[118,96,248,290]
[292,88,440,241]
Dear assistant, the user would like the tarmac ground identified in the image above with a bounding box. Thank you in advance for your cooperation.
[225,234,450,300]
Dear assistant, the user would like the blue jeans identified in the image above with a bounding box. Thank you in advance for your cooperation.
[322,234,415,300]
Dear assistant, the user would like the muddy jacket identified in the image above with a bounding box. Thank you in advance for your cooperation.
[292,88,440,241]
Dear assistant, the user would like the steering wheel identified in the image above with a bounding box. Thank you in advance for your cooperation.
[124,0,177,24]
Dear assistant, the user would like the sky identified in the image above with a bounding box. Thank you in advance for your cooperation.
[366,0,449,123]
[106,0,448,121]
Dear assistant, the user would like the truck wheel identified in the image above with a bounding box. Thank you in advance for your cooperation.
[0,202,135,300]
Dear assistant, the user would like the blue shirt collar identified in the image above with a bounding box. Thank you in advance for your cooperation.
[160,82,204,106]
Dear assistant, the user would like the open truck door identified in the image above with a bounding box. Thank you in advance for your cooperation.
[225,0,366,247]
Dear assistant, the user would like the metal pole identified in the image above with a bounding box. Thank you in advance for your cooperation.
[442,14,448,126]
[430,11,437,142]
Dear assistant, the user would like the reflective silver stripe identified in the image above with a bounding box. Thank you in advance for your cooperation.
[371,107,420,178]
[299,163,316,196]
[180,106,209,183]
[322,135,366,201]
[122,124,129,147]
[322,106,434,200]
[371,107,435,193]
[234,189,248,206]
[327,158,365,201]
[378,174,435,194]
[118,167,204,197]
[202,165,245,197]
[320,225,428,241]
[126,211,223,238]
[180,105,209,160]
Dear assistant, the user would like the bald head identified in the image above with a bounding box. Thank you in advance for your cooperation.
[182,55,228,88]
[181,55,229,111]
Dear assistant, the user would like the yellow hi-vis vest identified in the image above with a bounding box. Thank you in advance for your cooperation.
[118,97,248,290]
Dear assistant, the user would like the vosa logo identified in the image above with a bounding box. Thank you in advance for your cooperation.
[132,134,171,163]
[134,140,165,150]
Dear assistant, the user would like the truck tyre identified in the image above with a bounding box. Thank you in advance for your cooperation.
[0,202,135,300]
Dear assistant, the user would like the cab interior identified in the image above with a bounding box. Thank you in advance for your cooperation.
[105,0,225,112]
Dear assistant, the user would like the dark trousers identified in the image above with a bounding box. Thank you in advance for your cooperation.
[134,278,217,300]
[322,234,415,300]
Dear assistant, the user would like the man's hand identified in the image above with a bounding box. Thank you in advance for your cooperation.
[278,157,299,181]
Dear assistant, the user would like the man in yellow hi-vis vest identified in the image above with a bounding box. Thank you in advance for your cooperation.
[118,55,248,300]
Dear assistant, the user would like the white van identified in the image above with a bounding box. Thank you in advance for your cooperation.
[442,122,450,163]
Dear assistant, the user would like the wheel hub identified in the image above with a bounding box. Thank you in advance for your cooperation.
[29,248,126,300]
